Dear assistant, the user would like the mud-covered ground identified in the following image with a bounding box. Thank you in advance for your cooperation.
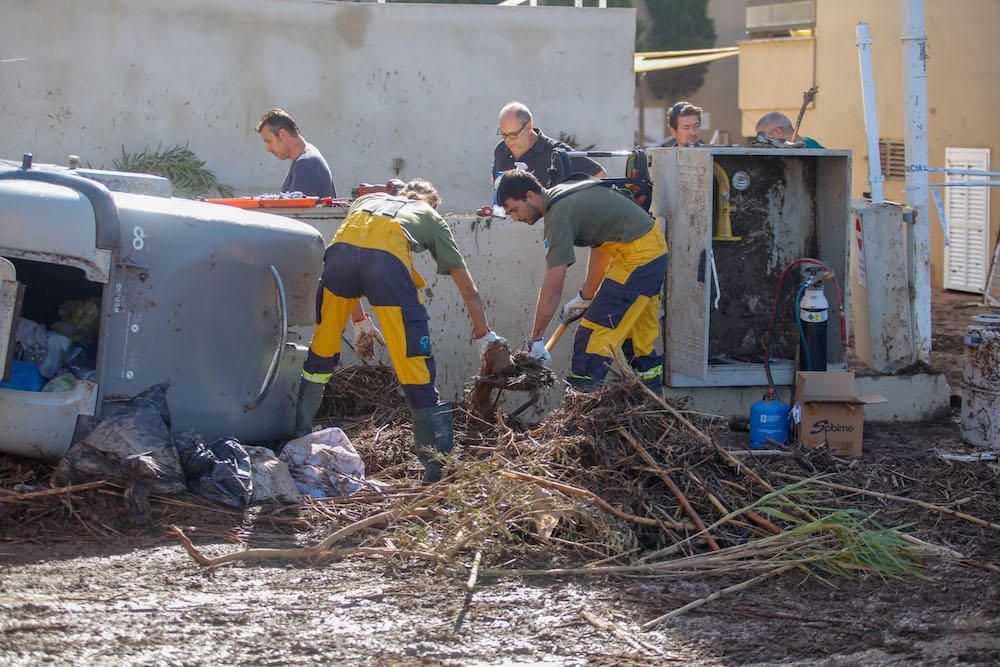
[2,290,999,666]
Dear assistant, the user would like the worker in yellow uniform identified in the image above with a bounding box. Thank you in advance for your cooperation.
[295,179,504,483]
[496,169,667,391]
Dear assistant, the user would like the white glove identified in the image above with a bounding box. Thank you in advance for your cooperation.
[560,291,592,321]
[527,338,552,366]
[352,315,385,362]
[473,330,507,358]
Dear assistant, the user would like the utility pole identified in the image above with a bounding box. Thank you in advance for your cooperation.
[902,0,931,363]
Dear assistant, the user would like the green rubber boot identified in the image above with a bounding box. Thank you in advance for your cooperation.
[565,375,600,393]
[411,402,454,484]
[642,375,664,397]
[293,377,327,438]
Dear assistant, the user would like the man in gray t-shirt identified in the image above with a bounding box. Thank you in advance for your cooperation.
[256,108,336,198]
[497,169,667,392]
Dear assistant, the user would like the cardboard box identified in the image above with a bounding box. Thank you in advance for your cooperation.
[793,371,888,457]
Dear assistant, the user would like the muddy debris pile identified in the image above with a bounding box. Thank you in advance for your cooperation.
[170,363,1000,627]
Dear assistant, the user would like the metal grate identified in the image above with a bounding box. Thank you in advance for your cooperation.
[879,139,906,179]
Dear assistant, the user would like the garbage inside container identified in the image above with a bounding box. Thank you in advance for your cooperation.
[42,372,77,393]
[54,298,100,345]
[0,360,45,392]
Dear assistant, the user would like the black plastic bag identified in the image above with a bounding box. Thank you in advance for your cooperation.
[54,383,185,524]
[174,432,253,509]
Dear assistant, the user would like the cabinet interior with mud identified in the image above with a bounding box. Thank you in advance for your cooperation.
[708,156,819,362]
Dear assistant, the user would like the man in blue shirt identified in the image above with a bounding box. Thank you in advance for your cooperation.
[256,108,336,197]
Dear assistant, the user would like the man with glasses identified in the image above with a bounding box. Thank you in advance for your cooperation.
[492,102,605,187]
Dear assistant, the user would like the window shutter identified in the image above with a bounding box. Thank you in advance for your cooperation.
[943,147,991,293]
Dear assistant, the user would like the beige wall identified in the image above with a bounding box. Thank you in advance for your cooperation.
[0,0,636,213]
[636,0,747,144]
[739,0,1000,289]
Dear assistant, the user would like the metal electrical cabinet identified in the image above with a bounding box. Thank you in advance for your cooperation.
[649,147,852,388]
[0,161,325,458]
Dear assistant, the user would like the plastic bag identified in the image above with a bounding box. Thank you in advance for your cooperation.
[245,445,303,505]
[42,372,77,393]
[54,383,185,524]
[174,432,253,509]
[0,360,44,392]
[15,318,48,366]
[55,298,100,344]
[279,427,367,498]
[63,344,96,379]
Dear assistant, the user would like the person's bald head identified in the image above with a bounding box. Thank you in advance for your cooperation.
[497,101,536,158]
[756,112,796,142]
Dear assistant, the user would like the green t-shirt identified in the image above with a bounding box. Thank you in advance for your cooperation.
[541,181,654,269]
[350,194,466,275]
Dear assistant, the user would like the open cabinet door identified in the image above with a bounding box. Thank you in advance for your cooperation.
[0,257,22,382]
[652,149,713,381]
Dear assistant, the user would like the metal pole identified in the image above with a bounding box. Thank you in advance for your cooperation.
[856,23,885,205]
[902,0,931,363]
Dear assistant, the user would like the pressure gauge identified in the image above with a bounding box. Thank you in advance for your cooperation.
[731,170,751,191]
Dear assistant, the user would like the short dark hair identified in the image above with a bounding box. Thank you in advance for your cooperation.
[496,169,542,204]
[256,108,300,137]
[668,101,702,130]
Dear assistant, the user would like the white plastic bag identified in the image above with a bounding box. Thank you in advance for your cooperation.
[245,445,303,505]
[279,427,367,498]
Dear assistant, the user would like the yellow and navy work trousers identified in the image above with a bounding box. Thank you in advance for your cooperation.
[571,224,668,384]
[303,206,439,410]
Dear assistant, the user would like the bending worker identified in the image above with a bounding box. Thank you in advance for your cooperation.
[294,179,503,483]
[496,169,667,391]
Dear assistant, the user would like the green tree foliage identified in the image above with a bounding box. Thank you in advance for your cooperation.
[641,0,716,101]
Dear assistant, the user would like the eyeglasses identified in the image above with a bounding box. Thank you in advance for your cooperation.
[497,120,529,141]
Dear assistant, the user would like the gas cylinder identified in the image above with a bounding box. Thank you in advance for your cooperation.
[749,397,790,449]
[799,282,829,371]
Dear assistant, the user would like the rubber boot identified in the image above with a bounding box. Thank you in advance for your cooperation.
[293,377,326,438]
[411,402,454,484]
[642,375,664,397]
[564,375,600,393]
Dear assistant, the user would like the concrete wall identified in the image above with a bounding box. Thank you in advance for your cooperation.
[0,0,636,213]
[738,0,1000,289]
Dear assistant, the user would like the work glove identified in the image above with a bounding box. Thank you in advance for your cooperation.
[526,338,552,366]
[352,315,385,362]
[473,329,507,358]
[293,377,327,438]
[559,291,592,321]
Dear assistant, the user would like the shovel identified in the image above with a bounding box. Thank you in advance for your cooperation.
[509,310,585,418]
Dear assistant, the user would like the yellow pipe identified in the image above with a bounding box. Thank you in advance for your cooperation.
[713,163,741,242]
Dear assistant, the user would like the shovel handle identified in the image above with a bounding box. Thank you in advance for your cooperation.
[545,323,568,352]
[545,310,585,351]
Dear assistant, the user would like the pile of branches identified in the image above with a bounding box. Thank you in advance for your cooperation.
[173,364,998,627]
